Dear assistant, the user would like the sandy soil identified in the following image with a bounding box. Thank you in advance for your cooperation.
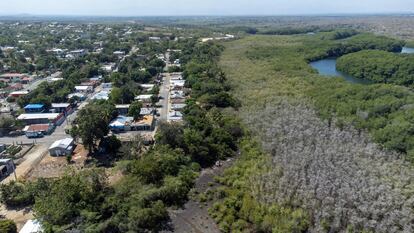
[0,205,33,231]
[27,144,87,180]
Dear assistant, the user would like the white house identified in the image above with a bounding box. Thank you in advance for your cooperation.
[135,94,153,103]
[75,85,93,93]
[49,138,75,156]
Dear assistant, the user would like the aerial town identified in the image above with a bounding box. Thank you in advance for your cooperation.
[2,3,414,232]
[0,19,242,232]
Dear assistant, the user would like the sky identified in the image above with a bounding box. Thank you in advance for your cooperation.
[1,0,414,16]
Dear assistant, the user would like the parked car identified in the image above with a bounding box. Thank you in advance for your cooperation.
[8,130,24,137]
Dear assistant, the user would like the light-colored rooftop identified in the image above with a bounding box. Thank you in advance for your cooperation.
[49,138,74,150]
[18,113,60,120]
[52,103,70,108]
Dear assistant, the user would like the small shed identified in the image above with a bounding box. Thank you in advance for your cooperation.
[0,159,14,180]
[49,138,75,157]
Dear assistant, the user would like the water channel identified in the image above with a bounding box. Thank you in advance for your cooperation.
[310,47,414,84]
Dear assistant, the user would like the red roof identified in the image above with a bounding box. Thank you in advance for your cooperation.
[0,73,27,78]
[27,124,51,132]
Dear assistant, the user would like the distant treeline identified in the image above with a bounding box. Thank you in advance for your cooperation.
[305,33,404,61]
[337,50,414,86]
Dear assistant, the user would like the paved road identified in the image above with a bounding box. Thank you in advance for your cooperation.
[158,73,170,122]
[0,84,102,146]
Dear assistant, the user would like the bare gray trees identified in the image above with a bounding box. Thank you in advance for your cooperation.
[244,100,414,232]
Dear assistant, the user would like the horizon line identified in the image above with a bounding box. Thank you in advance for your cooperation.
[0,12,414,18]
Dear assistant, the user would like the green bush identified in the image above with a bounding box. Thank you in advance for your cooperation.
[0,219,17,233]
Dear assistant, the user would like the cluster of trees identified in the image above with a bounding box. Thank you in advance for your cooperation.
[337,50,414,86]
[71,101,118,154]
[16,62,100,107]
[304,32,404,61]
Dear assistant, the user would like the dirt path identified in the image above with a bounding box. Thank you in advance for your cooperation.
[0,205,33,230]
[165,159,234,233]
[2,144,48,184]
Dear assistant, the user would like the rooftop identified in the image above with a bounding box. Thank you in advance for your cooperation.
[18,113,60,120]
[133,115,154,126]
[49,138,74,150]
[24,104,44,109]
[52,103,70,108]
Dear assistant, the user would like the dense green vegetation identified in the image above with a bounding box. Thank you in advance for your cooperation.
[0,220,17,233]
[337,50,414,86]
[210,32,414,232]
[406,41,414,47]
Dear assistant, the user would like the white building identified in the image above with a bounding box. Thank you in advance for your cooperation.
[135,94,153,103]
[49,138,75,156]
[75,85,93,93]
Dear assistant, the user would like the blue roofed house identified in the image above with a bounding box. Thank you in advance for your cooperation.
[109,116,133,133]
[24,104,45,113]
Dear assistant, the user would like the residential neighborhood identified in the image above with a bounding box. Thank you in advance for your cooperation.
[0,15,243,233]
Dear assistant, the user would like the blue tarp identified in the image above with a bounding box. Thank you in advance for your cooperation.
[24,104,44,110]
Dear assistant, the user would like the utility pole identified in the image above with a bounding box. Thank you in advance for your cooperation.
[12,160,17,181]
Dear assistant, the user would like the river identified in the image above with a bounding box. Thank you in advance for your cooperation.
[310,47,414,84]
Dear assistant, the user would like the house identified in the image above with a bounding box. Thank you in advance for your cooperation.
[47,48,67,57]
[171,103,186,111]
[75,85,93,93]
[68,49,87,58]
[18,113,65,125]
[0,159,14,180]
[0,73,29,83]
[5,83,23,91]
[140,107,154,116]
[113,51,126,56]
[101,63,116,72]
[81,81,99,87]
[131,115,155,131]
[140,84,155,92]
[19,219,43,233]
[24,104,45,113]
[135,94,153,103]
[92,90,110,100]
[102,82,112,89]
[115,104,130,115]
[149,36,161,41]
[171,98,186,104]
[24,124,54,138]
[170,90,185,99]
[49,138,75,156]
[51,103,72,114]
[68,92,86,101]
[9,90,29,98]
[168,111,183,122]
[21,76,33,84]
[170,80,185,90]
[89,75,103,83]
[109,116,133,132]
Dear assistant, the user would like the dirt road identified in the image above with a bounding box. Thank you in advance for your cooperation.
[166,159,235,233]
[2,144,48,184]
